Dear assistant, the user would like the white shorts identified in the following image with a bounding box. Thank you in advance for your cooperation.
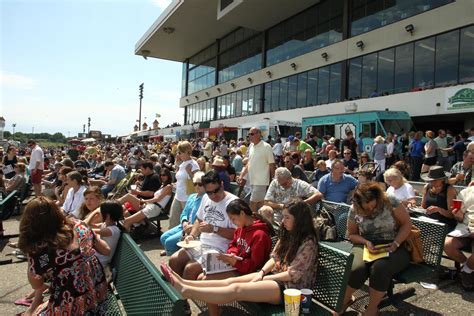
[141,203,162,218]
[250,185,267,202]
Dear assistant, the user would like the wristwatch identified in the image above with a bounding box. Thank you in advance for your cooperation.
[213,225,219,233]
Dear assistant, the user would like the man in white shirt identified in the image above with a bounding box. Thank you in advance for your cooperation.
[27,139,44,197]
[238,127,276,213]
[168,170,238,280]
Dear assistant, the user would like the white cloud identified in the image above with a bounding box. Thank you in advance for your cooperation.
[0,70,37,89]
[151,0,172,10]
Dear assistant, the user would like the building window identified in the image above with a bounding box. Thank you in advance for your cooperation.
[318,66,330,104]
[296,73,308,107]
[266,0,343,66]
[435,30,459,87]
[218,34,263,83]
[288,75,298,109]
[377,48,395,95]
[307,70,318,106]
[460,25,474,83]
[264,82,272,113]
[279,77,289,111]
[348,57,362,99]
[361,53,377,98]
[329,63,342,103]
[414,37,435,88]
[394,42,414,93]
[351,0,453,36]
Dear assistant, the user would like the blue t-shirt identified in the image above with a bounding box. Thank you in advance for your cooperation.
[179,193,203,225]
[410,140,424,158]
[317,173,358,203]
[110,165,126,185]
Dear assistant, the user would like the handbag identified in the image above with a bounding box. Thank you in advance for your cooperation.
[391,208,424,263]
[403,225,424,264]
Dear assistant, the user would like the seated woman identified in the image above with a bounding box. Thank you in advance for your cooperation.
[421,166,457,231]
[311,160,330,187]
[54,166,73,205]
[443,184,474,291]
[160,171,205,256]
[18,197,109,315]
[5,162,26,193]
[77,186,104,224]
[61,171,88,217]
[160,201,318,313]
[93,200,122,267]
[300,149,315,172]
[341,182,412,316]
[122,168,173,231]
[384,168,416,207]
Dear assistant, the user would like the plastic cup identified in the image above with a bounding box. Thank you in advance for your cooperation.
[130,184,137,190]
[284,289,301,316]
[452,199,462,210]
[300,288,312,314]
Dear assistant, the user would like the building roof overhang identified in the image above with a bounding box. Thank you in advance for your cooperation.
[135,0,320,62]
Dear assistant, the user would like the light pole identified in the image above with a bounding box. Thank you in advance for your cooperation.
[139,83,144,130]
[12,123,16,139]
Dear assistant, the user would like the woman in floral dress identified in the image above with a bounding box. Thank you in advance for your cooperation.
[18,197,109,315]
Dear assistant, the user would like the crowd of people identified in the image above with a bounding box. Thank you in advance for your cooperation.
[0,125,473,315]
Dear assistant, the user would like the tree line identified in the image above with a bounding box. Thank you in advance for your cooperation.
[4,131,67,144]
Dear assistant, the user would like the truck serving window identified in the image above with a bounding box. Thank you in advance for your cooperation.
[380,119,413,135]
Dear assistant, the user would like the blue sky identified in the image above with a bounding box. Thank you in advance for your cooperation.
[1,0,182,137]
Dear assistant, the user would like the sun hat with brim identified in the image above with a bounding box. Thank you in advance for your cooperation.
[421,166,450,182]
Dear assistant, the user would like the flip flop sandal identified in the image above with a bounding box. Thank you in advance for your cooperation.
[0,258,13,265]
[7,241,19,248]
[16,254,27,261]
[160,263,175,285]
[14,298,32,306]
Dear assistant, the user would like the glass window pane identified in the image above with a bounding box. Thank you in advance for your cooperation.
[235,90,242,117]
[318,66,330,104]
[264,83,272,113]
[394,43,414,93]
[307,70,318,105]
[288,75,298,109]
[271,80,280,112]
[435,30,459,87]
[254,85,261,114]
[297,73,308,107]
[460,26,474,83]
[361,53,378,98]
[279,78,289,111]
[377,48,395,94]
[414,37,435,88]
[329,63,342,103]
[348,57,362,99]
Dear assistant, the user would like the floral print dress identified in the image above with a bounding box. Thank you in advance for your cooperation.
[28,221,108,315]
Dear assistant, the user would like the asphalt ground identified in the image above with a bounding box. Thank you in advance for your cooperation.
[1,214,473,315]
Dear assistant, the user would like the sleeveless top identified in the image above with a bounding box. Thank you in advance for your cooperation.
[425,183,456,229]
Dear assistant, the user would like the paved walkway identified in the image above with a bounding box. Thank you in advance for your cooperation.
[1,215,473,315]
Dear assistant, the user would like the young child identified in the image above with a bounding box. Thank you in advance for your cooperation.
[93,200,122,267]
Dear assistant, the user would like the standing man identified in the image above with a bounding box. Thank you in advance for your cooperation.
[342,131,358,160]
[27,139,44,197]
[238,127,276,213]
[434,129,450,171]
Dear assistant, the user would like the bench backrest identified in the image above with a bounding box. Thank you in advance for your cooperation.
[0,190,18,221]
[321,200,351,240]
[315,242,354,313]
[111,233,187,315]
[411,218,447,268]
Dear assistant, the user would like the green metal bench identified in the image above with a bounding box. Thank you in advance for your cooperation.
[107,233,188,315]
[193,242,354,315]
[0,190,18,222]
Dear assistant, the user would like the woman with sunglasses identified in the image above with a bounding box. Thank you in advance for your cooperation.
[160,171,205,256]
[170,141,201,228]
[122,168,173,231]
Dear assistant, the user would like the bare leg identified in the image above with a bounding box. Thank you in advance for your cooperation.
[118,193,141,210]
[173,276,282,305]
[123,211,146,231]
[169,249,192,276]
[202,271,240,316]
[33,183,42,197]
[183,261,203,280]
[444,237,467,264]
[250,201,264,214]
[169,267,257,287]
[364,287,384,316]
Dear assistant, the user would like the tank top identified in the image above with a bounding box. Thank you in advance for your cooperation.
[425,183,456,229]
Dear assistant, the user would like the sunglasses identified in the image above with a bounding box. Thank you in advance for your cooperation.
[205,185,221,195]
[193,182,203,187]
